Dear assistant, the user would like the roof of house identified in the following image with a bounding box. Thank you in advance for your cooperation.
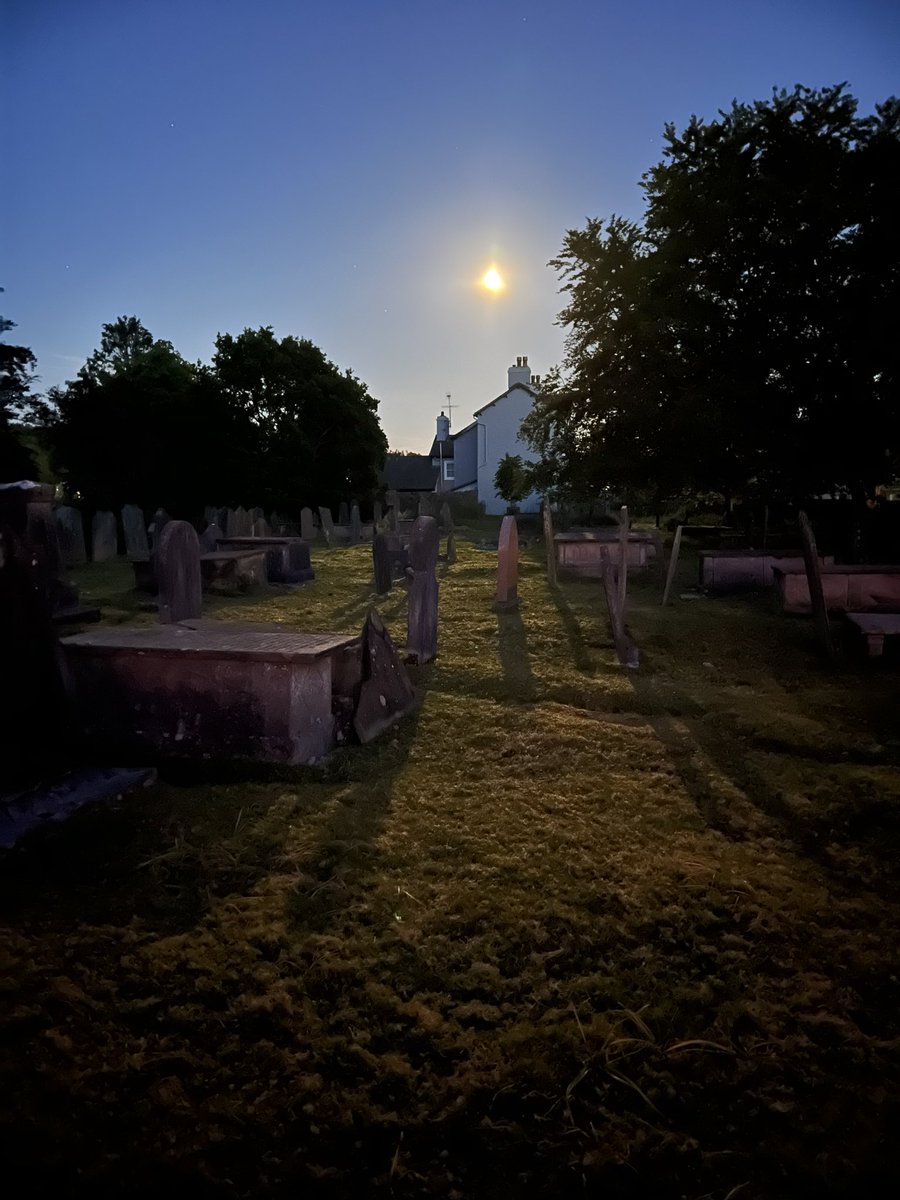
[428,436,453,459]
[472,382,536,419]
[382,454,439,492]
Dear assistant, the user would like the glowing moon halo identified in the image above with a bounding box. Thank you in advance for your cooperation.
[482,265,505,292]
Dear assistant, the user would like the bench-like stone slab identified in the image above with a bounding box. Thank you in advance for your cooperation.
[555,530,651,576]
[61,624,358,764]
[701,549,835,589]
[845,612,900,657]
[774,566,900,614]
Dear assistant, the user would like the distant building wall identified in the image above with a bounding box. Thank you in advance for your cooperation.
[476,387,541,515]
[451,423,477,492]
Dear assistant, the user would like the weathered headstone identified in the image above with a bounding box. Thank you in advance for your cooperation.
[542,500,556,586]
[319,506,335,545]
[440,502,453,532]
[157,520,202,624]
[373,500,383,525]
[350,503,362,543]
[54,505,87,566]
[252,515,272,538]
[373,533,393,594]
[149,508,171,552]
[338,501,350,526]
[353,609,416,744]
[494,515,519,611]
[406,515,439,664]
[661,525,684,607]
[446,531,457,565]
[91,511,118,562]
[387,505,398,532]
[300,507,316,542]
[122,504,149,558]
[250,506,266,526]
[199,522,224,553]
[228,506,253,537]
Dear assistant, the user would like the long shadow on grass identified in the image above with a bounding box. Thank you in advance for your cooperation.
[495,606,538,702]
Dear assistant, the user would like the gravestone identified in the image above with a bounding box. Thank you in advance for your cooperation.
[24,485,84,618]
[319,506,335,545]
[350,503,362,543]
[440,502,453,532]
[446,531,457,565]
[373,533,393,594]
[301,507,316,541]
[387,505,397,532]
[149,508,171,552]
[373,500,383,525]
[353,609,416,744]
[91,511,118,562]
[338,501,350,526]
[157,520,202,624]
[542,501,556,586]
[406,515,439,664]
[495,515,519,611]
[54,505,87,565]
[200,522,224,553]
[227,506,253,537]
[250,506,265,526]
[122,504,149,558]
[252,515,272,538]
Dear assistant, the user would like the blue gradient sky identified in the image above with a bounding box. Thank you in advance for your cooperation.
[6,0,899,450]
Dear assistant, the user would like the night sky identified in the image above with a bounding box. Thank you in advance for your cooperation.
[6,0,899,451]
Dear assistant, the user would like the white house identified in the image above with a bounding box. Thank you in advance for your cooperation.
[428,356,543,515]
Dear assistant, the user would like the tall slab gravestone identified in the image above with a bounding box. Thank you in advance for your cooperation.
[440,502,453,532]
[157,520,202,624]
[300,507,316,542]
[149,508,171,553]
[542,501,557,586]
[319,507,335,545]
[350,503,362,544]
[199,522,224,553]
[122,504,149,558]
[406,515,439,664]
[338,501,350,526]
[54,505,87,566]
[373,533,393,594]
[91,511,118,562]
[495,515,519,611]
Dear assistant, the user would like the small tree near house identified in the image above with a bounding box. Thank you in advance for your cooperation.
[494,454,532,513]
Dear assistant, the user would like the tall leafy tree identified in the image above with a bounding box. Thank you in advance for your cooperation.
[0,290,39,480]
[524,85,900,505]
[212,327,388,513]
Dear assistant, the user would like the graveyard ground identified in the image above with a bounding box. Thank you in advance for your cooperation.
[2,529,899,1199]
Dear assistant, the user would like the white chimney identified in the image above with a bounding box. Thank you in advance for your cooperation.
[507,355,532,389]
[436,411,450,442]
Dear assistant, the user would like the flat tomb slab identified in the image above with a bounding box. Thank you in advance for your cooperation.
[61,624,358,763]
[774,567,900,614]
[200,549,268,593]
[701,550,834,589]
[216,537,314,583]
[845,612,900,657]
[554,532,650,574]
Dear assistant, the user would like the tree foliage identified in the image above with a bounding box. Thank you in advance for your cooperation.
[0,290,38,480]
[493,453,532,508]
[523,85,900,503]
[212,327,388,513]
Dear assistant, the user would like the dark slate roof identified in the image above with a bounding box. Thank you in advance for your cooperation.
[382,454,439,492]
[428,436,454,459]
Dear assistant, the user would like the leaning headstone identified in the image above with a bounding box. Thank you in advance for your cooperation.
[542,500,557,586]
[122,504,149,558]
[199,522,224,553]
[446,531,457,565]
[406,515,439,664]
[440,502,453,532]
[300,507,316,541]
[373,533,393,594]
[54,505,87,565]
[319,506,335,545]
[353,609,416,744]
[157,520,202,624]
[338,501,350,526]
[494,515,519,611]
[350,503,362,544]
[91,511,118,562]
[373,500,383,525]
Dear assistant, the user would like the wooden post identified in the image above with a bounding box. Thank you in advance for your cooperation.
[617,505,629,615]
[798,510,836,663]
[603,562,639,669]
[661,524,684,606]
[542,499,557,586]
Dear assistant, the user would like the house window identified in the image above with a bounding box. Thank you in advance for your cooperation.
[444,461,455,480]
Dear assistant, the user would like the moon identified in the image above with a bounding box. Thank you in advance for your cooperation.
[482,266,505,292]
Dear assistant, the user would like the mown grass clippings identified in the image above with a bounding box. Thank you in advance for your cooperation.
[2,533,899,1197]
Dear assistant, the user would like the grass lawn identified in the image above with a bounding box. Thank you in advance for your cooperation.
[1,527,899,1198]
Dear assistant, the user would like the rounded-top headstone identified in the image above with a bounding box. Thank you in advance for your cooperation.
[157,520,202,624]
[91,511,118,562]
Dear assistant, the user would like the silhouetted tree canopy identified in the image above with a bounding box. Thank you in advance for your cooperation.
[212,327,388,513]
[493,454,532,508]
[523,85,900,504]
[0,291,39,481]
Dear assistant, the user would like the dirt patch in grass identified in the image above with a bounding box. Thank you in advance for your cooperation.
[2,536,900,1197]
